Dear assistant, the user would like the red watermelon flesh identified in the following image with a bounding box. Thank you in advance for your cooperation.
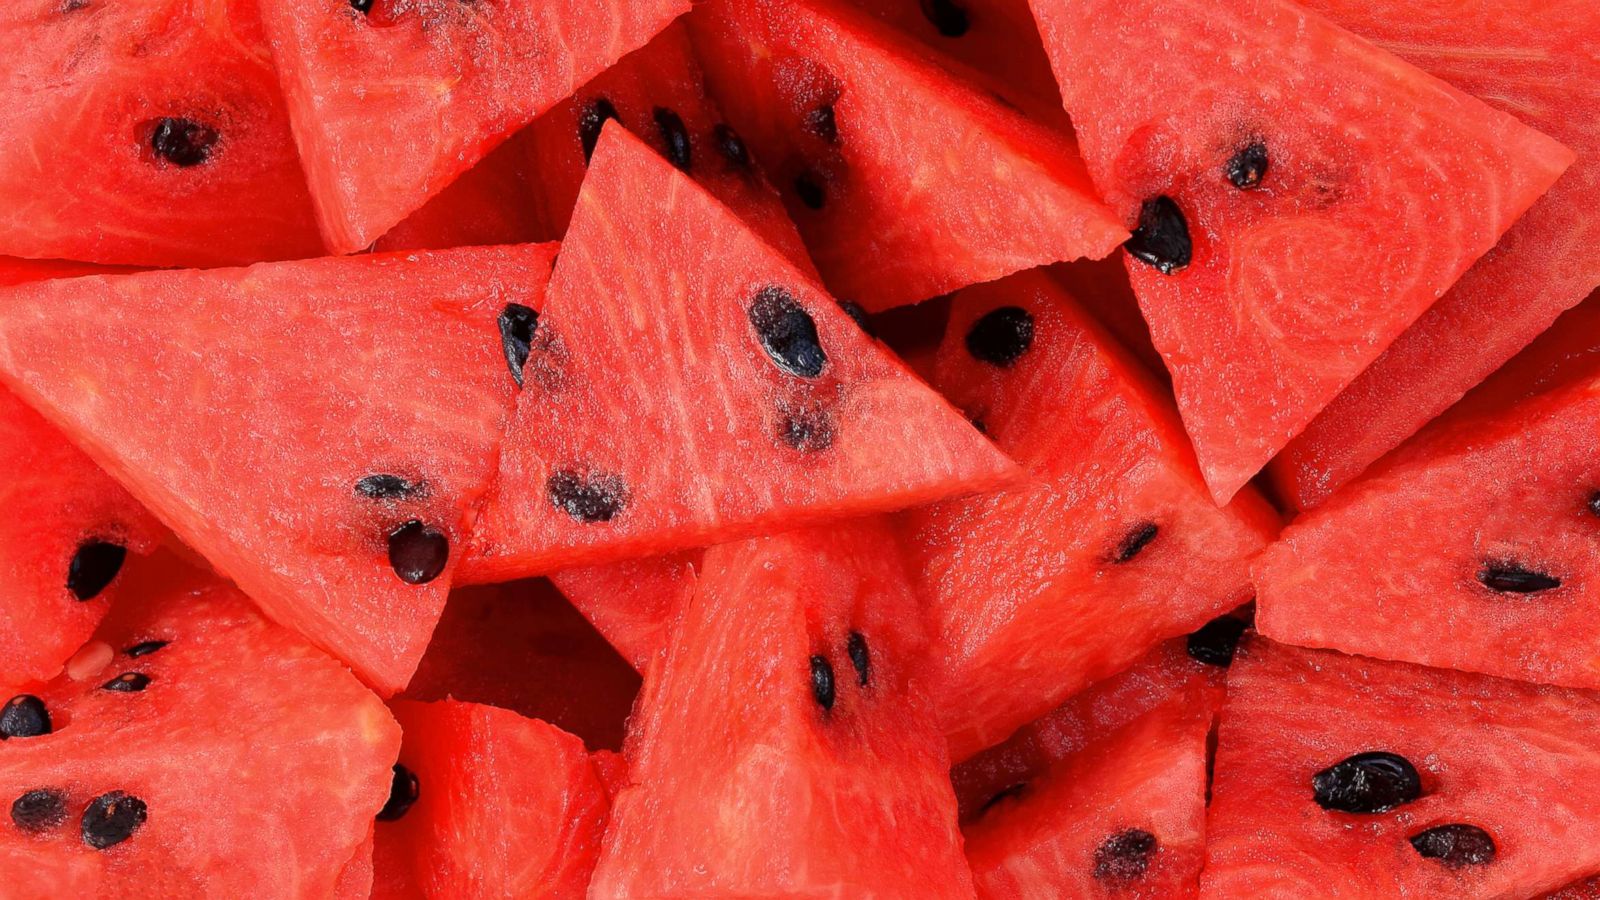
[0,258,128,287]
[517,22,814,274]
[461,126,1018,583]
[1030,0,1575,504]
[1550,875,1600,899]
[256,0,686,254]
[400,579,640,751]
[1254,351,1600,690]
[335,830,375,900]
[371,137,545,253]
[1050,256,1165,380]
[0,244,557,693]
[0,553,400,897]
[1203,639,1600,897]
[588,519,975,897]
[373,700,611,899]
[901,268,1276,761]
[963,696,1211,899]
[1269,0,1600,511]
[688,0,1127,312]
[548,554,700,672]
[0,0,322,268]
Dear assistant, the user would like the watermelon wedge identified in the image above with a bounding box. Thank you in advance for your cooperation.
[336,832,376,900]
[1029,0,1575,502]
[462,126,1018,583]
[901,269,1276,760]
[1269,0,1600,510]
[0,244,558,692]
[373,701,612,898]
[689,0,1127,311]
[0,0,323,267]
[549,554,700,672]
[588,520,974,897]
[0,554,399,896]
[371,138,544,253]
[257,0,686,253]
[1203,640,1600,896]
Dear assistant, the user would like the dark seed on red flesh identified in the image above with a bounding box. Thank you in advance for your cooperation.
[1093,828,1157,885]
[546,471,628,524]
[714,123,750,170]
[68,541,127,601]
[149,118,219,168]
[0,695,51,740]
[794,171,826,210]
[376,764,419,822]
[1410,824,1496,867]
[61,0,91,11]
[1126,196,1192,274]
[125,640,169,658]
[1113,521,1160,563]
[1479,562,1561,594]
[1588,491,1600,518]
[749,286,827,378]
[810,655,836,711]
[920,0,971,37]
[778,406,835,453]
[81,792,146,850]
[847,631,871,686]
[1226,142,1269,189]
[836,300,873,335]
[804,104,839,144]
[497,303,539,387]
[349,0,374,11]
[1312,751,1421,813]
[102,673,151,693]
[11,789,67,833]
[965,306,1034,367]
[1187,615,1248,667]
[578,98,619,164]
[355,474,421,500]
[653,107,692,172]
[387,521,449,585]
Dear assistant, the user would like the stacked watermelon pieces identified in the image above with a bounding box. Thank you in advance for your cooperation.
[2,0,1599,894]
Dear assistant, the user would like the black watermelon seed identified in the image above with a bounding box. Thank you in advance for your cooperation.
[387,521,450,585]
[920,0,971,37]
[804,104,839,144]
[1225,142,1269,189]
[1126,196,1192,275]
[0,696,51,740]
[749,286,827,378]
[81,792,146,850]
[349,0,373,11]
[61,0,91,11]
[1588,491,1600,518]
[794,171,826,210]
[546,470,628,524]
[836,300,873,336]
[965,306,1034,367]
[125,640,169,658]
[1410,824,1496,867]
[653,107,692,172]
[149,118,218,168]
[714,123,750,170]
[1186,615,1249,668]
[1478,563,1560,594]
[1312,751,1421,813]
[376,764,420,822]
[1113,521,1160,563]
[810,655,836,711]
[1093,828,1158,885]
[497,302,540,387]
[578,97,619,164]
[355,474,421,500]
[778,406,835,453]
[978,782,1027,815]
[67,541,127,602]
[11,789,67,834]
[102,673,151,693]
[847,631,871,686]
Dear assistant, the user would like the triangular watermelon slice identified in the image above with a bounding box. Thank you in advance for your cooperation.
[0,554,399,896]
[1267,0,1600,510]
[549,554,700,672]
[257,0,687,253]
[900,268,1276,760]
[0,244,558,692]
[370,137,545,253]
[588,520,975,896]
[1028,0,1575,502]
[688,0,1128,311]
[1204,639,1600,896]
[461,126,1018,583]
[0,0,323,267]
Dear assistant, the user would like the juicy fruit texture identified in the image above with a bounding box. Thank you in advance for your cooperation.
[373,701,611,898]
[464,126,1018,581]
[258,0,687,253]
[549,553,700,671]
[371,138,543,253]
[1255,356,1600,690]
[1051,257,1164,379]
[401,579,640,751]
[0,0,322,267]
[1271,0,1600,510]
[1204,640,1600,897]
[589,520,975,897]
[690,0,1127,312]
[518,23,814,273]
[963,698,1211,899]
[901,270,1276,760]
[0,245,557,692]
[0,555,400,897]
[0,387,161,687]
[0,258,123,287]
[1030,0,1575,502]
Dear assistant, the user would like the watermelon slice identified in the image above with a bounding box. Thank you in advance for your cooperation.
[589,520,974,896]
[963,697,1211,898]
[901,269,1276,760]
[257,0,686,253]
[688,0,1127,311]
[1029,0,1575,502]
[0,258,126,287]
[0,244,557,692]
[401,579,640,751]
[461,126,1018,583]
[0,554,399,896]
[373,700,611,898]
[1204,639,1600,896]
[549,554,700,672]
[371,138,545,253]
[0,0,323,267]
[1270,0,1600,510]
[1050,257,1165,380]
[336,831,376,900]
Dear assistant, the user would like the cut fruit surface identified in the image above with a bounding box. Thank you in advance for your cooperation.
[371,138,544,253]
[1030,0,1575,502]
[549,554,700,672]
